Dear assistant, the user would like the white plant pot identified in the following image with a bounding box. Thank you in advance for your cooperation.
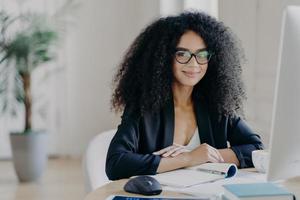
[10,130,48,182]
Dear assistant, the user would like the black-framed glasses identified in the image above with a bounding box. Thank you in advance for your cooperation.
[174,48,213,65]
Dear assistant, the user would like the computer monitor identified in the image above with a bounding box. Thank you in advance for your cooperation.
[267,6,300,181]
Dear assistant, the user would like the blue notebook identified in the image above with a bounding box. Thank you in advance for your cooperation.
[222,183,295,200]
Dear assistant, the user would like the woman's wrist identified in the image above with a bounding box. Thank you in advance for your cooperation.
[181,151,193,167]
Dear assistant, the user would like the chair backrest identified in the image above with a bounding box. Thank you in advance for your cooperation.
[82,129,116,193]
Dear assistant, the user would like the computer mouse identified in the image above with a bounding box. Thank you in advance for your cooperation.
[123,175,162,196]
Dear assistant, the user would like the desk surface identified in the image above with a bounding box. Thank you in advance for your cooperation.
[84,179,194,200]
[85,170,300,200]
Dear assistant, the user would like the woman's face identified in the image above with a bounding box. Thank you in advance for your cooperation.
[172,31,209,87]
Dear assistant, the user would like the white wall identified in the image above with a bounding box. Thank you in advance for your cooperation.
[219,0,300,147]
[218,0,258,136]
[60,0,160,156]
[160,0,218,17]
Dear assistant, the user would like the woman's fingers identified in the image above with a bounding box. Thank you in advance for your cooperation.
[153,144,188,157]
[207,151,222,163]
[153,146,173,155]
[190,143,224,165]
[173,143,183,147]
[207,145,224,163]
[162,146,184,157]
[153,144,179,155]
[170,148,190,157]
[214,148,224,162]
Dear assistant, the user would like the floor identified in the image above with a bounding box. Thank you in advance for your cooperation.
[0,158,85,200]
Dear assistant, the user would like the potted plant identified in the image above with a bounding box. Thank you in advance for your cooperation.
[0,1,76,182]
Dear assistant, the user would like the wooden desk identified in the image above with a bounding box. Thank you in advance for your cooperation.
[84,179,194,200]
[85,172,300,200]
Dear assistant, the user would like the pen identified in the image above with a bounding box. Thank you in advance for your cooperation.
[196,168,226,175]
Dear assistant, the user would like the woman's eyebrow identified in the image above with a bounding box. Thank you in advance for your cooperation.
[176,47,207,52]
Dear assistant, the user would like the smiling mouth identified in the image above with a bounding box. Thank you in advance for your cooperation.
[182,71,201,78]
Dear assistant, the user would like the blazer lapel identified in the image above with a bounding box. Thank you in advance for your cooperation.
[162,100,174,147]
[195,97,215,146]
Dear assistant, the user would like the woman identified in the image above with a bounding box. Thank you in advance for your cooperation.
[106,11,264,180]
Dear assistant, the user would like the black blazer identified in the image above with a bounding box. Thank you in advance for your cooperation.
[106,97,264,180]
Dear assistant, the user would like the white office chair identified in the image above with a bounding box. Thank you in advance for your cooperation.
[82,129,116,193]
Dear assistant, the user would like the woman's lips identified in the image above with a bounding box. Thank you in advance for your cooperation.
[182,71,200,78]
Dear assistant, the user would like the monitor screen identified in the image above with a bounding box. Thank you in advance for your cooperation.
[267,5,300,181]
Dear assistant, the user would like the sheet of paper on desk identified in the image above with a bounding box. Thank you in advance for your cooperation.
[153,163,237,188]
[162,169,267,198]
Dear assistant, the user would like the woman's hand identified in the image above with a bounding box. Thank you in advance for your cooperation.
[187,143,224,166]
[156,143,224,173]
[153,143,190,157]
[153,143,224,167]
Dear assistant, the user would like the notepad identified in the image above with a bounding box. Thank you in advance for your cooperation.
[222,183,295,200]
[153,163,237,188]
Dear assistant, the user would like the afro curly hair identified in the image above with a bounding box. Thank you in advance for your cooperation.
[111,11,246,117]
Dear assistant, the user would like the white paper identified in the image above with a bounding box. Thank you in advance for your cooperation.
[162,170,267,198]
[154,163,237,188]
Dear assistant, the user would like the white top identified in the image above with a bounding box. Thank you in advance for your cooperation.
[185,128,200,151]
